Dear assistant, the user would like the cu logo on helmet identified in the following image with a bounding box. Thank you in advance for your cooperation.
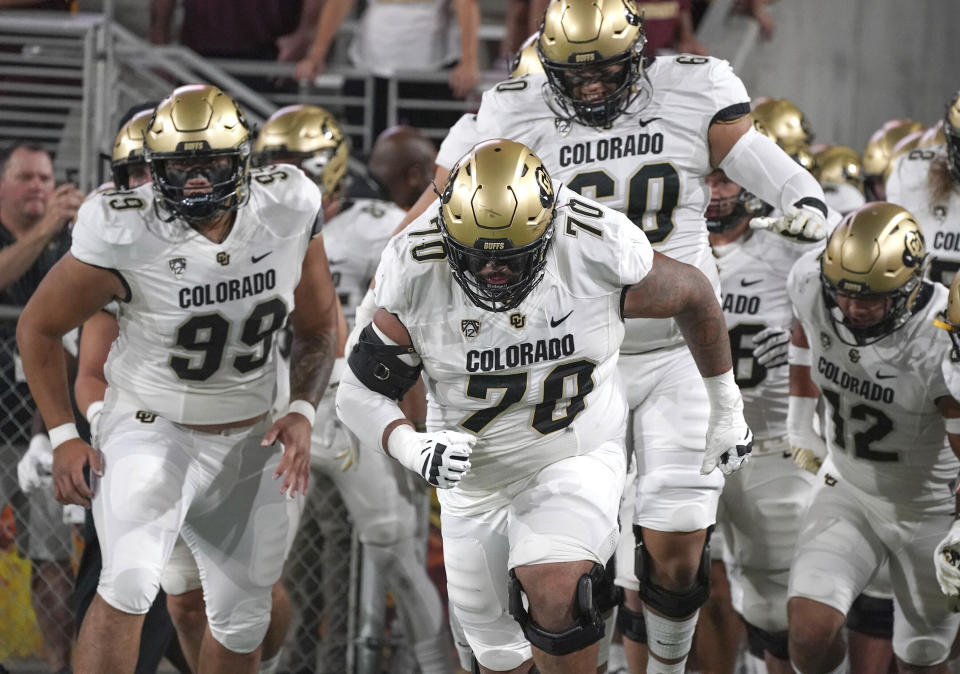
[902,230,924,267]
[535,165,553,207]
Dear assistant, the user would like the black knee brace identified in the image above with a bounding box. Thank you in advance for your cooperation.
[744,620,789,660]
[633,525,712,619]
[846,593,894,640]
[616,604,647,643]
[508,563,607,656]
[597,554,623,615]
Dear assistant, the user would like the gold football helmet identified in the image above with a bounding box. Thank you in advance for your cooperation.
[510,32,543,79]
[934,272,960,358]
[438,139,556,312]
[751,98,814,167]
[144,84,251,223]
[945,89,960,182]
[861,119,923,178]
[812,145,863,194]
[538,0,647,127]
[919,119,946,148]
[111,108,153,189]
[821,202,928,345]
[253,104,349,198]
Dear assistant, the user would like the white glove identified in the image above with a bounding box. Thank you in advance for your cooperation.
[788,395,827,474]
[387,424,475,489]
[750,204,827,242]
[701,370,753,475]
[17,433,54,493]
[935,519,960,598]
[752,326,790,369]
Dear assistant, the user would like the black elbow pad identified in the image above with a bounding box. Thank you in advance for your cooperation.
[347,324,422,401]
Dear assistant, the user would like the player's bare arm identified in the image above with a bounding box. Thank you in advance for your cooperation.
[622,251,732,377]
[16,254,125,506]
[266,234,341,496]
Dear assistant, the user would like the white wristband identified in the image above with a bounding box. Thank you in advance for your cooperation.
[946,417,960,435]
[85,400,104,424]
[385,423,421,473]
[287,399,317,428]
[788,343,812,367]
[48,422,80,450]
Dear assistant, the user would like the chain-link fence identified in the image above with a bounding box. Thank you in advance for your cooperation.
[0,309,81,672]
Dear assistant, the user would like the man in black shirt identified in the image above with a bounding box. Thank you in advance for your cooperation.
[0,141,83,674]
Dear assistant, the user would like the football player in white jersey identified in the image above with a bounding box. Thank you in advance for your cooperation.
[812,145,866,216]
[861,118,924,202]
[337,138,753,674]
[16,84,340,674]
[702,169,816,673]
[932,273,960,612]
[886,90,960,288]
[256,109,455,673]
[785,203,960,673]
[392,1,828,670]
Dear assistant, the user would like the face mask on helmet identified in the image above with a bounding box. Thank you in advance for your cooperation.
[945,90,960,183]
[144,84,252,226]
[704,170,769,233]
[148,152,249,223]
[819,203,928,346]
[438,139,557,312]
[538,0,648,128]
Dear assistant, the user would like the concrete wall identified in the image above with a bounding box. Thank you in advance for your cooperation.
[699,0,960,152]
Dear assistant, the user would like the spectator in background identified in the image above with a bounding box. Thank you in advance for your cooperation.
[638,0,708,55]
[149,0,321,62]
[0,142,83,674]
[295,0,480,143]
[733,0,776,39]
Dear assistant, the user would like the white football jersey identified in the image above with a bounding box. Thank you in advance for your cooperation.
[715,230,805,439]
[374,185,654,491]
[437,56,750,352]
[323,198,405,326]
[349,0,458,76]
[788,249,959,508]
[71,165,323,424]
[886,146,960,287]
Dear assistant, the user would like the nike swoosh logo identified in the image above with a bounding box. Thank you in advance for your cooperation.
[550,310,573,327]
[638,116,661,128]
[740,278,763,287]
[251,252,272,263]
[875,371,896,380]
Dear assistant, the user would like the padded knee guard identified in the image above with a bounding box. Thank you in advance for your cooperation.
[508,563,607,656]
[633,525,712,619]
[616,605,647,644]
[744,620,789,660]
[845,593,894,640]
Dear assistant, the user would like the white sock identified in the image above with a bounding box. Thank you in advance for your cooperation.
[642,607,698,674]
[258,652,281,674]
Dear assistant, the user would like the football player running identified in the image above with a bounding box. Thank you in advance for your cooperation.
[697,169,816,673]
[336,139,752,674]
[255,107,454,673]
[886,90,960,288]
[785,203,960,673]
[16,84,340,674]
[393,1,828,671]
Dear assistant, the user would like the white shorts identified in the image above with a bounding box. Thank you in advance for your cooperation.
[788,457,960,666]
[439,441,626,671]
[716,437,814,631]
[93,391,288,651]
[621,346,722,532]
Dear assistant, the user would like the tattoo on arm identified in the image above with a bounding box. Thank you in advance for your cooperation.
[289,327,338,406]
[624,254,731,376]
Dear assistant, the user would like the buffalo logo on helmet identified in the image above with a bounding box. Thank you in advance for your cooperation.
[902,229,925,267]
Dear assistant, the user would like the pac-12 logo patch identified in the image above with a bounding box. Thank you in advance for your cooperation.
[169,257,186,278]
[461,319,480,339]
